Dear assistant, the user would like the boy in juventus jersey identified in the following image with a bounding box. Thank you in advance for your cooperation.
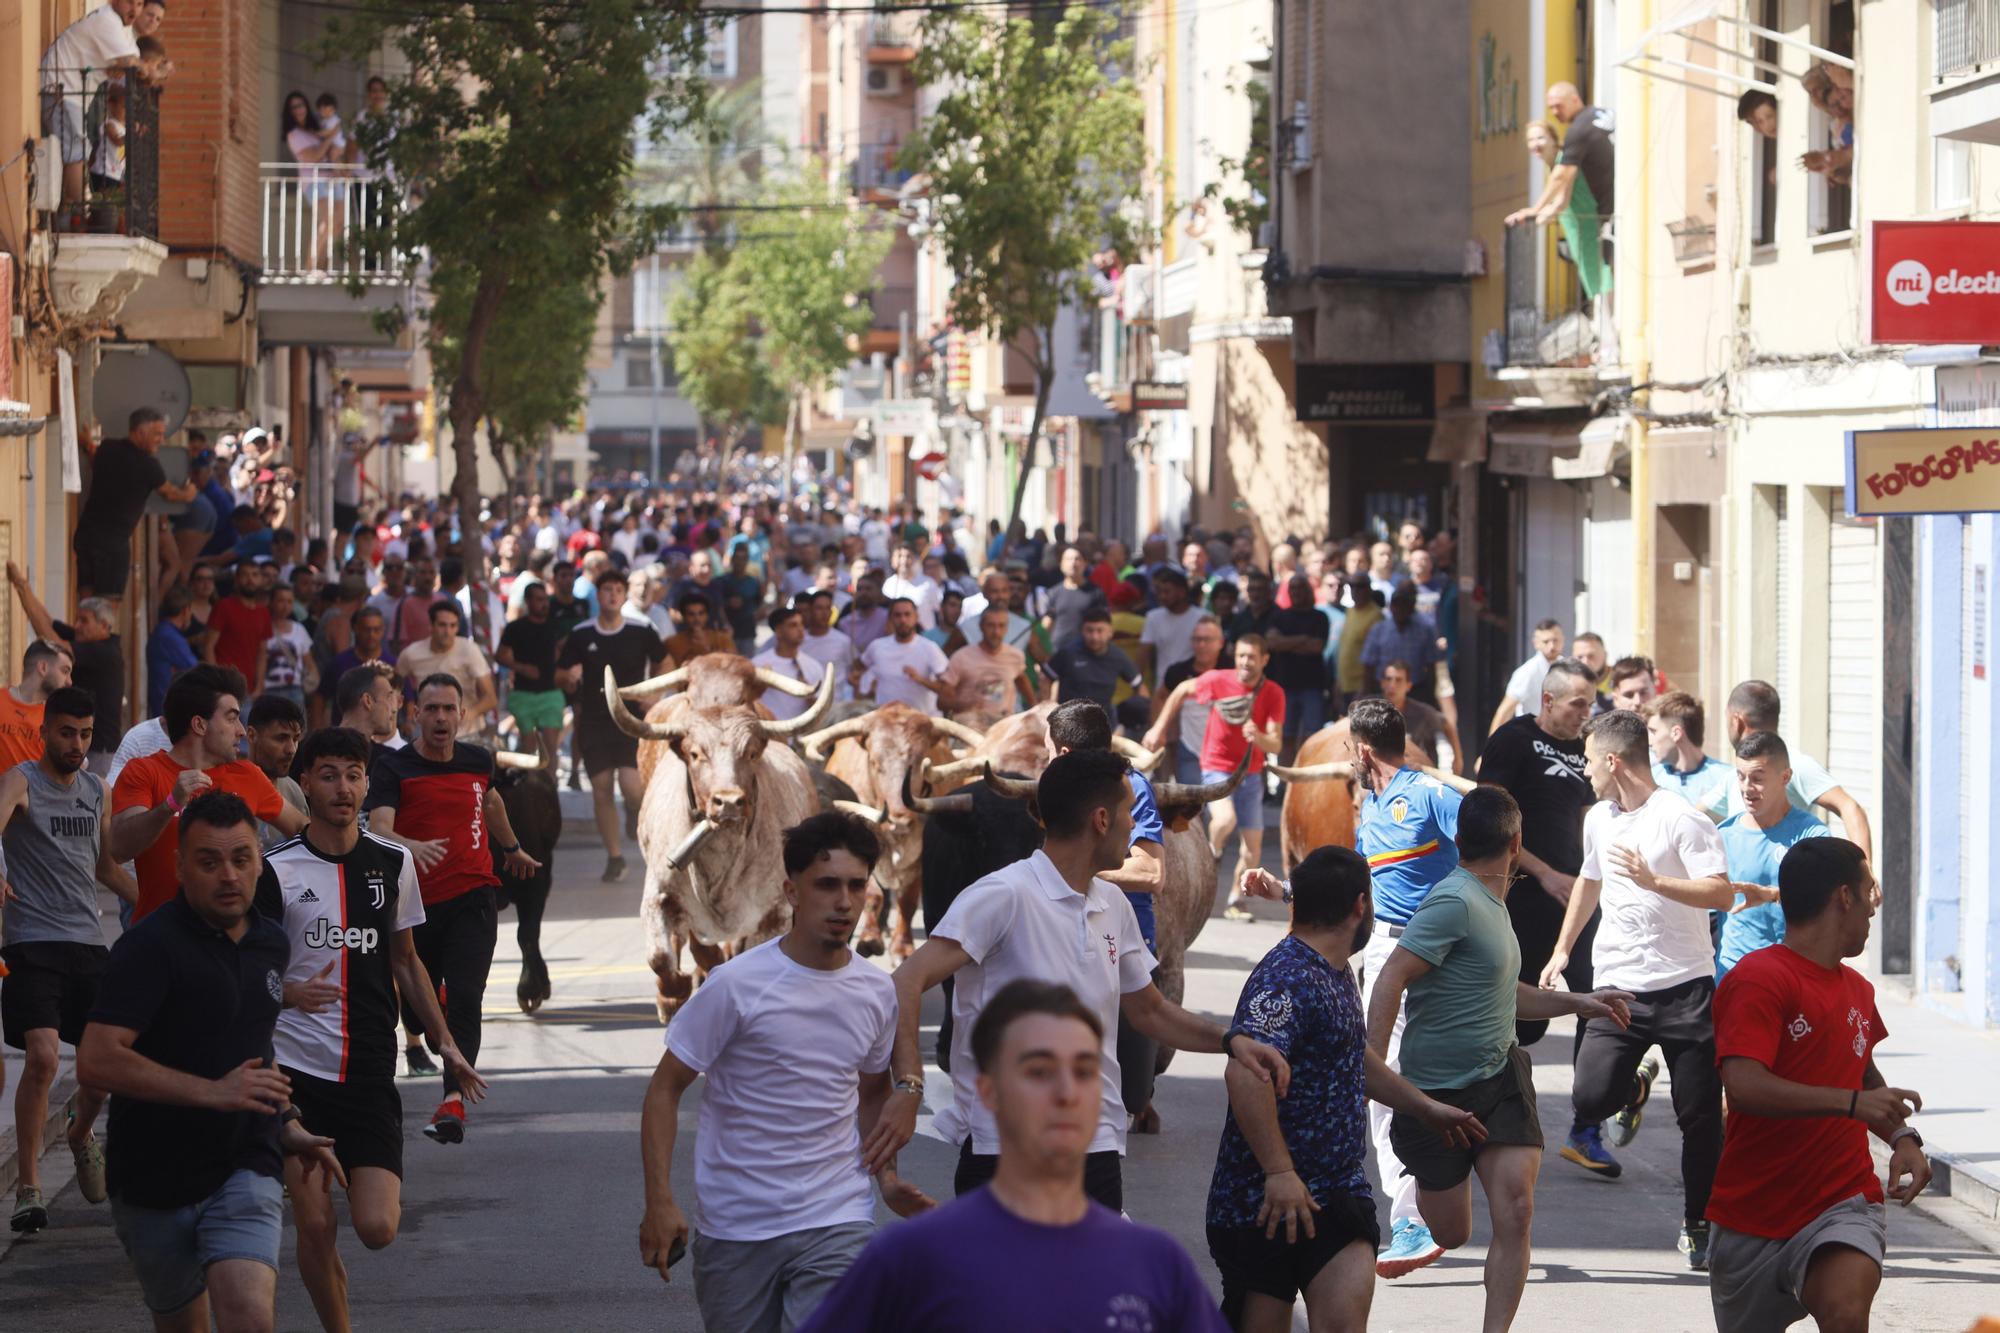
[256,726,488,1333]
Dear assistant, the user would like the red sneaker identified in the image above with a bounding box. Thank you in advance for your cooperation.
[424,1097,465,1144]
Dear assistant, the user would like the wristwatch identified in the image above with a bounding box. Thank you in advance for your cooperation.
[1889,1125,1923,1150]
[892,1075,924,1096]
[496,841,521,854]
[1222,1027,1250,1059]
[1279,878,1294,904]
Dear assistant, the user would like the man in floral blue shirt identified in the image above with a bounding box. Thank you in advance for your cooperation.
[1209,848,1483,1331]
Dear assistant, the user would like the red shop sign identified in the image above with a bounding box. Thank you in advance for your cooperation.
[1873,221,2000,344]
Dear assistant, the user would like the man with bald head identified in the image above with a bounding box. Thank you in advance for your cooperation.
[1506,82,1616,323]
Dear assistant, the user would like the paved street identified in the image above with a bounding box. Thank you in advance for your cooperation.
[6,830,2000,1331]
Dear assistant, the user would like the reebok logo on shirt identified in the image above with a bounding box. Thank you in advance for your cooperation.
[305,918,381,953]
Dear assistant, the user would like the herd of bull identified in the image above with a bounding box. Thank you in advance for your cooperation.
[472,652,1377,1027]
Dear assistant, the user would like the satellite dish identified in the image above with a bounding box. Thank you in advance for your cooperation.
[93,345,192,438]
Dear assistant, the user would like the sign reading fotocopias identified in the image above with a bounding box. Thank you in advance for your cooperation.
[1846,427,2000,516]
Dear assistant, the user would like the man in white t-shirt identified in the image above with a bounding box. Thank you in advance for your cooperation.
[638,814,934,1331]
[1720,679,1872,861]
[859,510,892,566]
[850,599,950,716]
[39,0,150,206]
[861,749,1290,1211]
[1138,566,1202,689]
[750,605,828,723]
[1538,709,1731,1271]
[800,590,857,703]
[1488,618,1564,736]
[881,545,942,630]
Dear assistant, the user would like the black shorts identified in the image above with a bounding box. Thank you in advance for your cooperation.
[1391,1043,1543,1191]
[1208,1192,1380,1322]
[1,942,108,1049]
[575,720,639,777]
[282,1067,405,1179]
[72,535,132,598]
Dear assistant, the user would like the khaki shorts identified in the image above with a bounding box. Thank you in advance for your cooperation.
[1709,1194,1886,1333]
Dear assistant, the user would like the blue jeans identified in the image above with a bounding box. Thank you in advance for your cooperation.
[1173,740,1203,786]
[111,1168,283,1314]
[1283,686,1327,739]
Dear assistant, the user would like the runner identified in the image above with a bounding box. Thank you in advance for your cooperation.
[257,725,487,1333]
[0,637,75,769]
[849,598,950,715]
[1215,847,1485,1332]
[496,582,567,770]
[749,604,828,722]
[363,674,540,1143]
[110,665,306,922]
[77,791,346,1333]
[805,980,1229,1332]
[1707,837,1931,1333]
[2,687,136,1233]
[554,568,666,882]
[1365,787,1632,1332]
[1716,732,1829,980]
[637,813,933,1330]
[1245,696,1463,1278]
[1721,680,1873,861]
[1538,709,1731,1269]
[863,749,1289,1211]
[395,600,498,738]
[1647,691,1732,822]
[243,693,307,848]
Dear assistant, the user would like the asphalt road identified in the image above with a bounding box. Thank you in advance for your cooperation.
[6,828,2000,1332]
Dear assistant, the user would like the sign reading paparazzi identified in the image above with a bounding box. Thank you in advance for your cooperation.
[1872,221,2000,344]
[1846,427,2000,516]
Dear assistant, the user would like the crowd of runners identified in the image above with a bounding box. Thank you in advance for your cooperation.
[0,477,1936,1332]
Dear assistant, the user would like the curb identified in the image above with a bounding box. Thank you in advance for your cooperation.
[1870,1134,2000,1227]
[0,1072,78,1199]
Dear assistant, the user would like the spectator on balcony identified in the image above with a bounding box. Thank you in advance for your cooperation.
[37,0,152,210]
[74,409,198,605]
[1736,90,1777,140]
[281,90,344,270]
[1800,63,1854,184]
[134,33,173,87]
[90,82,126,196]
[1507,85,1615,305]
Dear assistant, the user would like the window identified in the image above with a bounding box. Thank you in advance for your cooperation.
[626,352,678,390]
[1807,0,1854,237]
[1751,0,1779,246]
[1935,136,1972,211]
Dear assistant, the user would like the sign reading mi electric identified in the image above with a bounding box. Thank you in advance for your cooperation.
[1846,426,2000,516]
[1872,221,2000,344]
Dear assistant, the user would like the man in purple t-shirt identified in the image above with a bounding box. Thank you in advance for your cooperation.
[802,980,1228,1332]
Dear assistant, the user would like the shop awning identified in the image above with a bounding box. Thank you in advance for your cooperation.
[1551,415,1630,480]
[1426,407,1489,464]
[1618,0,1852,102]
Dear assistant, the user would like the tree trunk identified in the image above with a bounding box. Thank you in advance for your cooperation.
[486,414,514,493]
[447,269,509,649]
[1003,328,1056,538]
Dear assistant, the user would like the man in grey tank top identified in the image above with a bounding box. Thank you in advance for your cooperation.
[0,686,135,1234]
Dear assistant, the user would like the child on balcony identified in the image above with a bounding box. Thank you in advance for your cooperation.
[90,83,126,196]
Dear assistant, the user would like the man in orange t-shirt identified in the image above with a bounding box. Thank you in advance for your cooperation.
[109,664,303,921]
[0,639,75,769]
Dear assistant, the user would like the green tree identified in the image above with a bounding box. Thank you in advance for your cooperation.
[318,0,706,586]
[905,4,1149,533]
[668,247,786,450]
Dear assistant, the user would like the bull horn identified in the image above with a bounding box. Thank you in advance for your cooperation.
[831,799,887,824]
[664,818,718,870]
[757,664,837,737]
[980,762,1040,803]
[1266,761,1354,783]
[930,717,988,750]
[754,667,821,698]
[924,755,988,785]
[901,760,975,816]
[799,715,870,763]
[619,667,689,700]
[605,667,682,740]
[1154,747,1253,807]
[1111,736,1165,771]
[493,750,545,770]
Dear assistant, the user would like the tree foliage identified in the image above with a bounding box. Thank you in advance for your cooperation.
[1201,69,1271,241]
[317,0,707,582]
[669,247,786,445]
[905,4,1148,531]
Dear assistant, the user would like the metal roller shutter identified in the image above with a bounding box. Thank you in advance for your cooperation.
[1824,517,1880,842]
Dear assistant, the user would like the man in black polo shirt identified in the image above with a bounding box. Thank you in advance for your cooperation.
[1044,608,1147,725]
[79,790,344,1331]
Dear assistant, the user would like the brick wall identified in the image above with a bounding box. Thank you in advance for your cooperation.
[156,0,262,265]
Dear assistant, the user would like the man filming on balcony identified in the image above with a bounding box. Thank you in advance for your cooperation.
[38,0,163,213]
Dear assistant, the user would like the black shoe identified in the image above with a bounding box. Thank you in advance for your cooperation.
[602,856,627,883]
[404,1044,440,1078]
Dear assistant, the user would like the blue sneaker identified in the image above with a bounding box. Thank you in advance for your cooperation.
[1376,1218,1446,1279]
[1560,1122,1623,1179]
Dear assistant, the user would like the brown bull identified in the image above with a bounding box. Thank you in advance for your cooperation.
[797,704,986,960]
[603,665,834,1022]
[621,653,823,788]
[922,702,1165,792]
[1272,718,1436,874]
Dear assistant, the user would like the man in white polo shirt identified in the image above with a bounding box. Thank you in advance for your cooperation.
[1538,709,1732,1273]
[863,749,1290,1211]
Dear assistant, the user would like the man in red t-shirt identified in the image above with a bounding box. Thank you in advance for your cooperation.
[204,560,276,691]
[1143,633,1283,903]
[365,672,541,1144]
[110,664,303,920]
[1708,837,1931,1333]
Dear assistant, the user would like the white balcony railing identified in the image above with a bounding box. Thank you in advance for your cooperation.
[260,163,405,283]
[1938,0,2000,78]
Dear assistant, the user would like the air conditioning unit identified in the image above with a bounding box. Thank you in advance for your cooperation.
[865,66,904,97]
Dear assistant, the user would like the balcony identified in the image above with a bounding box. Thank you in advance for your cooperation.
[258,163,417,347]
[1933,0,2000,142]
[852,144,913,198]
[1492,218,1615,408]
[861,284,914,355]
[867,12,918,62]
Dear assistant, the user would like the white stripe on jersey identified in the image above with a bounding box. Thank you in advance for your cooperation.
[263,832,425,1082]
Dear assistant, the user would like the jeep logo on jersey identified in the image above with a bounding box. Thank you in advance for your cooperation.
[305,919,381,952]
